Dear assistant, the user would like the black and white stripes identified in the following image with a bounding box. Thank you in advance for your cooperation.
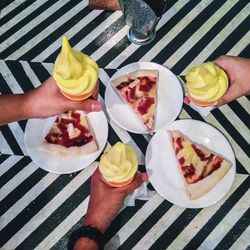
[1,0,250,249]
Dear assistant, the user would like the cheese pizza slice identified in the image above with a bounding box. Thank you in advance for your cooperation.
[41,110,98,157]
[111,70,158,133]
[168,130,231,200]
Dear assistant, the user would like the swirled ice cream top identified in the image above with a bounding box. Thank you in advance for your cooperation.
[99,142,138,183]
[185,62,228,102]
[53,36,98,95]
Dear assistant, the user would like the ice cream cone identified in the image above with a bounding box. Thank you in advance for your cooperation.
[60,80,99,101]
[99,142,138,188]
[185,62,228,108]
[187,95,217,107]
[101,175,134,187]
[53,35,99,101]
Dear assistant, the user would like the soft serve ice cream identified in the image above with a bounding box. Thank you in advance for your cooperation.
[53,36,99,100]
[99,142,138,187]
[185,62,228,106]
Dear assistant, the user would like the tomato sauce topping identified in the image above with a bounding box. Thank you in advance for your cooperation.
[45,112,93,148]
[137,97,155,115]
[176,137,183,149]
[191,144,214,161]
[116,79,134,90]
[138,76,155,92]
[125,86,136,103]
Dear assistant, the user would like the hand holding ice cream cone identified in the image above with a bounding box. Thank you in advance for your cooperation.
[214,56,250,107]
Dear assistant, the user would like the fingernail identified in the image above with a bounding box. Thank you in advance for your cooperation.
[91,102,102,111]
[141,173,148,182]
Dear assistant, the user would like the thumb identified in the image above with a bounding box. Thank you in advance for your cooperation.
[74,99,102,113]
[125,172,148,193]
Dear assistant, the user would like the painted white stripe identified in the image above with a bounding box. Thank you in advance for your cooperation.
[92,0,186,64]
[133,205,185,249]
[0,60,24,93]
[105,193,163,250]
[1,163,97,250]
[20,61,41,88]
[99,69,145,164]
[227,30,250,56]
[91,25,129,61]
[141,0,215,64]
[163,0,235,68]
[32,9,103,62]
[0,173,59,230]
[198,189,250,249]
[1,0,27,18]
[0,155,23,177]
[98,68,111,87]
[75,11,123,51]
[0,162,38,201]
[229,225,250,250]
[106,0,190,68]
[167,174,247,249]
[219,105,250,144]
[41,62,53,75]
[105,42,140,69]
[237,96,250,113]
[181,4,250,75]
[34,197,89,250]
[7,122,27,155]
[8,1,86,60]
[204,112,250,174]
[1,0,49,35]
[179,109,250,173]
[0,132,13,155]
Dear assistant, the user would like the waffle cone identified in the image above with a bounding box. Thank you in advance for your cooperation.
[102,175,134,188]
[188,95,217,107]
[60,80,99,101]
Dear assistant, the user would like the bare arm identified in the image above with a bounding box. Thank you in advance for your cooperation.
[73,169,148,250]
[0,94,30,125]
[0,77,102,125]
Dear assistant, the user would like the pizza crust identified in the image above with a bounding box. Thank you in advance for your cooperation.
[112,70,158,87]
[40,140,98,157]
[187,160,231,200]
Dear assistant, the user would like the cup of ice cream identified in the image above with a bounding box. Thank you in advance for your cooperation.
[99,142,138,187]
[53,35,99,101]
[185,62,228,107]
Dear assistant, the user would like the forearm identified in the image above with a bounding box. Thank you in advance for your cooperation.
[0,94,32,125]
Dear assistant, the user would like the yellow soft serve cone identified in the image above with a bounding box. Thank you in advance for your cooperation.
[99,142,138,187]
[185,62,228,106]
[53,35,99,100]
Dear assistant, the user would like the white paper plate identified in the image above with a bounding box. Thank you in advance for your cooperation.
[105,62,183,134]
[24,111,108,174]
[145,119,236,208]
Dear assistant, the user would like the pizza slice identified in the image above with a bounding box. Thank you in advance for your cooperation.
[111,70,158,133]
[168,130,231,200]
[41,110,98,157]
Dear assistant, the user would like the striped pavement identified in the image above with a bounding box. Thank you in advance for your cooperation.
[0,0,250,249]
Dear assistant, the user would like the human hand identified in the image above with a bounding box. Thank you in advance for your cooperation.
[24,76,102,119]
[83,168,148,233]
[214,56,250,107]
